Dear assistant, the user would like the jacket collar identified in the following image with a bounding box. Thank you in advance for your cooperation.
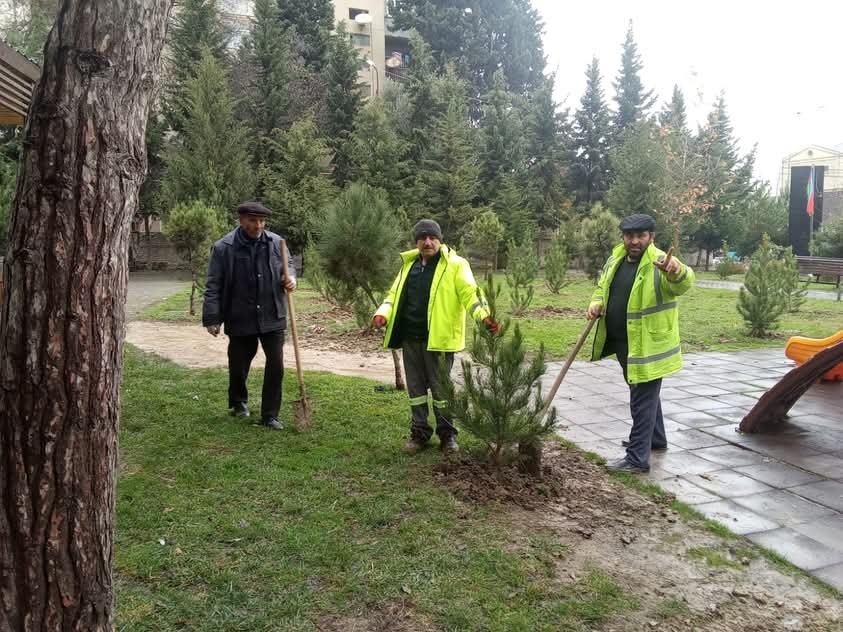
[611,242,657,267]
[400,243,452,264]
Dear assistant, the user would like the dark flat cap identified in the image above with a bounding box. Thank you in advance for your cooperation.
[414,219,443,241]
[619,213,655,232]
[237,201,272,217]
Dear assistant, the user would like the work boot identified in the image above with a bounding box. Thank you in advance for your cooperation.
[621,440,667,452]
[606,458,649,474]
[230,402,250,417]
[440,436,459,453]
[402,438,427,455]
[260,416,284,431]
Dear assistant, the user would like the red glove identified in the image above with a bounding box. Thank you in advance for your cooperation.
[373,315,387,329]
[483,317,500,335]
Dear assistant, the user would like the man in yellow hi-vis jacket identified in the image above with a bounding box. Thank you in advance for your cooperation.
[374,219,498,454]
[586,214,695,473]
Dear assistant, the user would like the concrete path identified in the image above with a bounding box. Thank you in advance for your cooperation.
[126,271,190,319]
[550,348,843,591]
[696,279,841,301]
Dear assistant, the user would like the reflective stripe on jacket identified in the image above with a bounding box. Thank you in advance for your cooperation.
[589,243,695,384]
[375,245,489,352]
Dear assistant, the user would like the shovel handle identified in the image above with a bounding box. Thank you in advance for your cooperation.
[281,240,306,399]
[540,318,597,420]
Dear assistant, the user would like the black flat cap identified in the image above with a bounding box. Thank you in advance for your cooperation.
[619,213,655,232]
[237,201,272,217]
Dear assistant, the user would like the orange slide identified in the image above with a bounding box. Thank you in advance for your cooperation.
[785,331,843,381]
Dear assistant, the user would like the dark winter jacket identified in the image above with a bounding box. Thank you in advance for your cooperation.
[202,227,295,336]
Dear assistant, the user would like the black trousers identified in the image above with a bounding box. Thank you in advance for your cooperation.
[227,330,284,419]
[616,352,666,468]
[401,338,456,442]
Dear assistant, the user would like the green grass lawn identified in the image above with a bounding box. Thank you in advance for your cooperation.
[138,273,843,361]
[117,348,638,631]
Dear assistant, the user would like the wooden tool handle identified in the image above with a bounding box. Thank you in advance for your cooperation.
[281,240,306,398]
[540,318,597,420]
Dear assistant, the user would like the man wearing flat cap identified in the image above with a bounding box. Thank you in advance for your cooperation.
[203,202,296,431]
[586,213,695,473]
[373,219,499,454]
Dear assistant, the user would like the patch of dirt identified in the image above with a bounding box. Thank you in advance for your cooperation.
[525,304,583,319]
[433,442,843,631]
[318,600,435,632]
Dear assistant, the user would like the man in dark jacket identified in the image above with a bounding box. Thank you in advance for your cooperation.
[202,202,296,430]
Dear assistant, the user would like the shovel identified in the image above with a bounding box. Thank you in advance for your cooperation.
[539,317,597,420]
[281,239,312,431]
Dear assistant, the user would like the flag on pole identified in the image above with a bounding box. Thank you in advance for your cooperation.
[806,166,815,216]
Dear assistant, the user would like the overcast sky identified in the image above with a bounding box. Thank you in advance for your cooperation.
[532,0,843,192]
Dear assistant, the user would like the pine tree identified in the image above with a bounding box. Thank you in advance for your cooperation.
[348,98,410,210]
[479,69,525,201]
[506,232,538,316]
[572,57,612,205]
[493,173,535,243]
[464,209,505,277]
[523,77,571,230]
[324,23,365,186]
[415,96,480,243]
[606,122,663,217]
[441,275,557,470]
[659,84,688,136]
[260,116,335,254]
[578,204,619,279]
[612,22,655,141]
[276,0,334,70]
[161,48,254,219]
[166,0,228,130]
[544,232,570,294]
[737,234,788,337]
[240,0,291,146]
[403,31,439,163]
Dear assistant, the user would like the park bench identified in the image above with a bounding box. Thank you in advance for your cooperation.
[796,256,843,301]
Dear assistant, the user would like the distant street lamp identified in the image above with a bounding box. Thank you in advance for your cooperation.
[366,58,379,97]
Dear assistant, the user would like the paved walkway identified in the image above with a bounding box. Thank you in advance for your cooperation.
[126,271,190,319]
[550,348,843,591]
[696,279,841,301]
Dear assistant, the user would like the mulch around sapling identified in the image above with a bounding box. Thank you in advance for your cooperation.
[523,305,583,319]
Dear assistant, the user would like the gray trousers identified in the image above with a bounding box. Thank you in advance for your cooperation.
[401,339,456,442]
[618,356,667,468]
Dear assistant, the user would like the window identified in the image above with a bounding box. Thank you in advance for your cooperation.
[349,8,369,20]
[350,33,371,47]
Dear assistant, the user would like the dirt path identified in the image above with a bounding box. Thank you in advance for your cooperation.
[126,321,400,382]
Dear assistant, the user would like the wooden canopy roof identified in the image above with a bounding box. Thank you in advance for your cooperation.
[0,39,40,126]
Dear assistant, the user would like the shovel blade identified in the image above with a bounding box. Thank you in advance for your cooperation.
[293,398,312,432]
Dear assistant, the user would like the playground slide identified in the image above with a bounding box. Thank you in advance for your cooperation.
[785,331,843,381]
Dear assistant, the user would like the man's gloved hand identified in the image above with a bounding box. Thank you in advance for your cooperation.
[284,277,296,292]
[483,317,500,335]
[206,324,221,337]
[373,315,387,329]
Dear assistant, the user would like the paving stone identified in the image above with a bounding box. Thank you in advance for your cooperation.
[681,384,735,397]
[733,490,836,526]
[749,443,825,463]
[657,476,721,504]
[573,439,624,461]
[734,462,823,488]
[792,513,843,553]
[661,418,690,433]
[660,387,693,401]
[708,407,753,424]
[746,379,781,390]
[640,465,675,482]
[669,429,728,450]
[659,452,724,476]
[708,381,765,394]
[813,563,843,592]
[566,393,623,408]
[790,480,843,512]
[747,528,843,571]
[668,411,724,429]
[787,454,843,478]
[691,444,768,467]
[554,407,616,426]
[598,405,633,421]
[693,500,780,535]
[785,414,843,431]
[555,425,605,445]
[586,420,633,440]
[685,470,773,498]
[702,423,754,445]
[674,396,735,411]
[710,393,763,408]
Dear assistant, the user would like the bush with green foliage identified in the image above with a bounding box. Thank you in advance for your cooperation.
[441,276,557,469]
[463,209,504,277]
[543,232,570,294]
[812,215,843,258]
[506,234,538,315]
[578,205,618,279]
[163,200,224,315]
[773,244,806,313]
[737,234,788,337]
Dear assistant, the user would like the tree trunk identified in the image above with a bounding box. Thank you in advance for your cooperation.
[739,341,843,433]
[0,2,172,630]
[189,273,197,316]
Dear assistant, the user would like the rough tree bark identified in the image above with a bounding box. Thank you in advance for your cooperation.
[0,1,172,630]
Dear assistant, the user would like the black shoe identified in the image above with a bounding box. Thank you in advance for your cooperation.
[622,440,667,451]
[606,458,650,473]
[261,416,284,431]
[403,438,427,454]
[230,402,250,417]
[440,436,459,453]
